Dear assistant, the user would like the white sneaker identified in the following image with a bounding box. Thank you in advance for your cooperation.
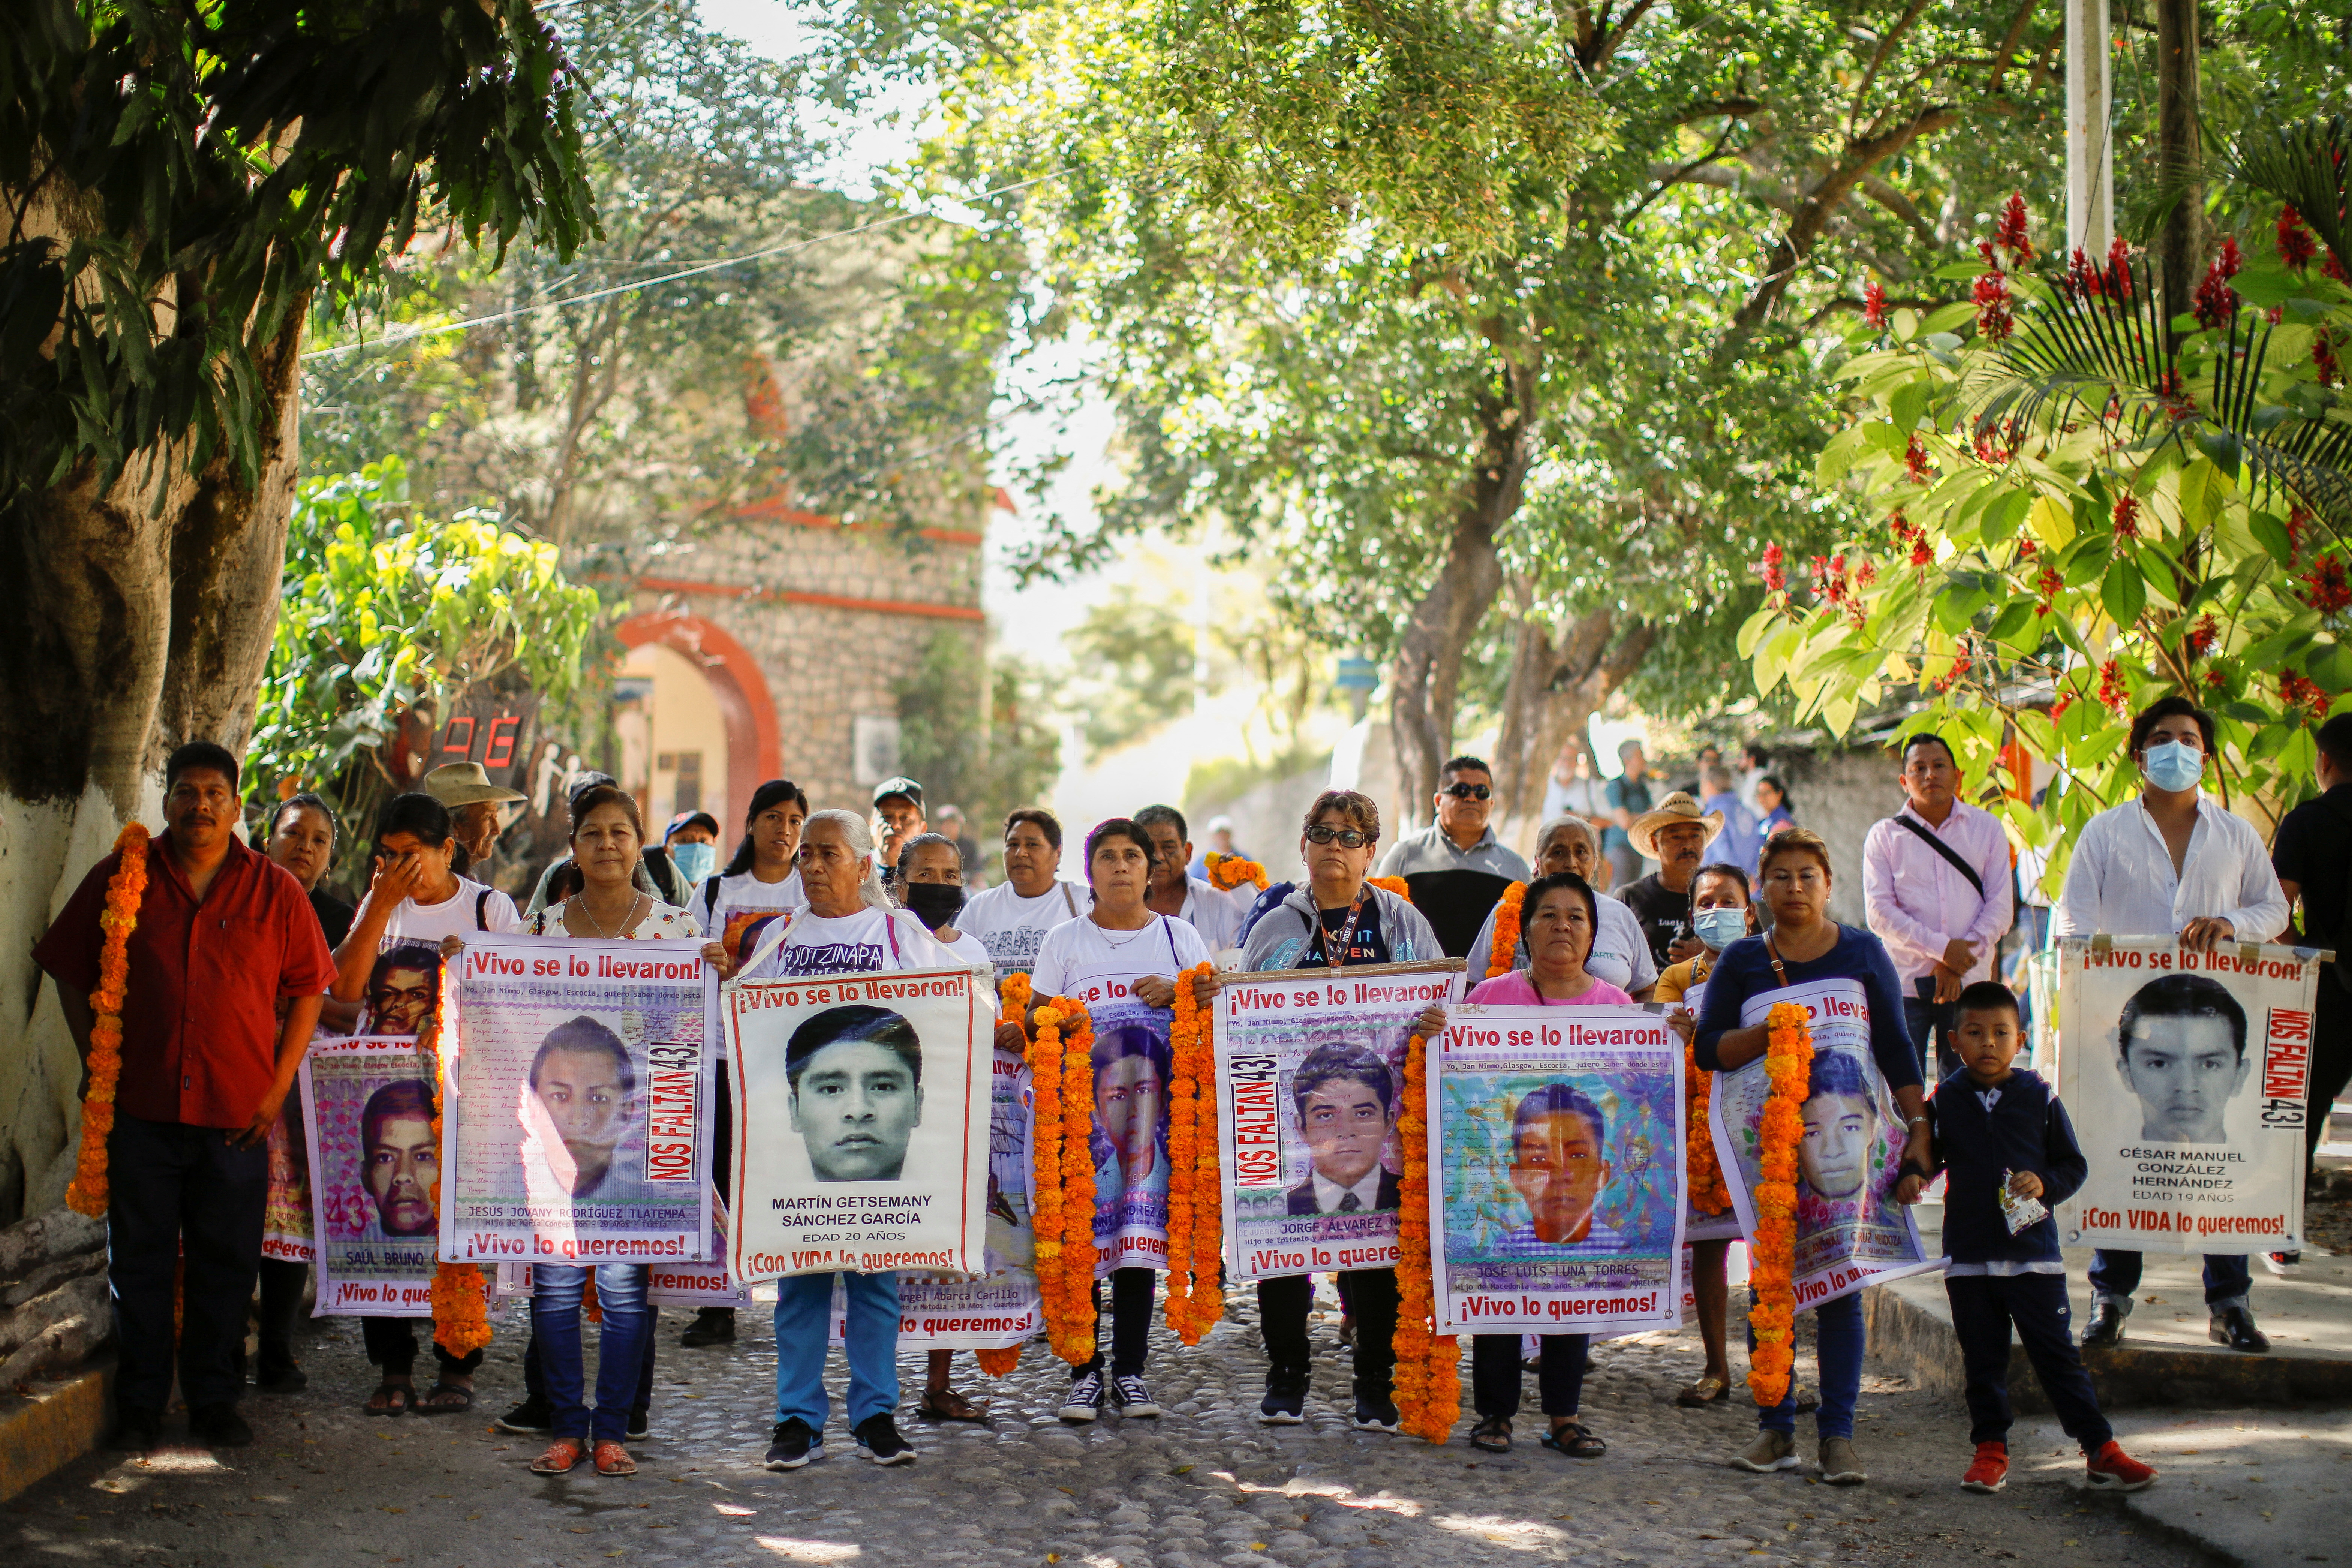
[1058,1369,1105,1423]
[2264,1250,2302,1276]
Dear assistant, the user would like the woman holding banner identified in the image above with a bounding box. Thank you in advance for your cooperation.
[1457,870,1626,1456]
[1660,864,1759,1409]
[1028,818,1214,1424]
[1694,829,1929,1487]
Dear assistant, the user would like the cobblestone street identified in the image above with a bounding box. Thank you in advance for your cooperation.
[7,1296,2214,1568]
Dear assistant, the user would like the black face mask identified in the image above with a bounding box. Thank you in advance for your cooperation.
[903,882,967,932]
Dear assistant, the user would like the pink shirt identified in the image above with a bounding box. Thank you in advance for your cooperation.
[1465,970,1636,1007]
[1860,799,2013,989]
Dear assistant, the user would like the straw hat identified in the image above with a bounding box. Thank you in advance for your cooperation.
[1627,790,1724,860]
[423,761,526,808]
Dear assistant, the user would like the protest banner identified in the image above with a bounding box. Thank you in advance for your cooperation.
[1429,1005,1683,1334]
[2055,936,2319,1254]
[439,933,713,1267]
[724,966,990,1282]
[1666,977,1744,1245]
[1213,961,1464,1284]
[494,1190,751,1307]
[1709,979,1935,1307]
[302,1035,443,1315]
[263,1105,315,1267]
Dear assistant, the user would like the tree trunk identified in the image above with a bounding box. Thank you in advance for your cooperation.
[1492,602,1658,852]
[2153,0,2202,323]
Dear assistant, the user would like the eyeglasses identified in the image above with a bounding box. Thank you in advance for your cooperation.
[1442,783,1492,800]
[1305,825,1370,848]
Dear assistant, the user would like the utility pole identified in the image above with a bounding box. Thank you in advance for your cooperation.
[2064,0,2114,258]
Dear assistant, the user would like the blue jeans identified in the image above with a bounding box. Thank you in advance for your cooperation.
[1752,1289,1863,1440]
[773,1270,900,1433]
[533,1264,652,1444]
[2088,1249,2251,1311]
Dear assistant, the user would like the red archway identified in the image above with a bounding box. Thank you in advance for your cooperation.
[614,609,784,831]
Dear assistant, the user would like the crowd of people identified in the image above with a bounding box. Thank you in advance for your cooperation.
[33,690,2352,1496]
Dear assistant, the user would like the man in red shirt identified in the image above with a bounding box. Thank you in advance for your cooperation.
[35,742,336,1452]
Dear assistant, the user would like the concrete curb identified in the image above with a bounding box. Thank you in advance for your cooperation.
[0,1358,111,1504]
[1865,1277,2352,1409]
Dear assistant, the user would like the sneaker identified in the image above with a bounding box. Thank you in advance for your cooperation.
[764,1418,823,1470]
[1732,1429,1799,1473]
[253,1358,307,1394]
[2264,1250,2302,1277]
[1818,1436,1867,1486]
[1961,1441,2009,1493]
[109,1408,162,1454]
[681,1306,737,1346]
[496,1397,552,1435]
[1059,1369,1106,1423]
[2085,1439,2157,1492]
[1351,1398,1401,1434]
[853,1412,915,1465]
[626,1407,650,1442]
[1108,1375,1160,1418]
[188,1402,254,1448]
[1258,1378,1307,1426]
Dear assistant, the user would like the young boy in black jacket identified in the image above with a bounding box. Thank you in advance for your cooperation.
[1896,982,2156,1495]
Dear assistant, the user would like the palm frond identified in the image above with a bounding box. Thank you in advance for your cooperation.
[2227,115,2351,264]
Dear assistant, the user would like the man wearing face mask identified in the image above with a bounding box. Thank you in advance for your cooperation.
[662,810,722,893]
[2055,695,2290,1354]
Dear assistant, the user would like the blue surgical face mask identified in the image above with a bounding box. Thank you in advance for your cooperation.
[2140,739,2204,794]
[670,840,717,884]
[1692,906,1749,952]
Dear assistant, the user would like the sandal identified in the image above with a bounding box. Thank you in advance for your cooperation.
[917,1387,988,1423]
[593,1441,638,1476]
[1793,1385,1821,1414]
[1468,1415,1512,1454]
[364,1379,414,1417]
[1540,1421,1606,1459]
[416,1381,475,1415]
[1677,1374,1731,1408]
[529,1438,584,1474]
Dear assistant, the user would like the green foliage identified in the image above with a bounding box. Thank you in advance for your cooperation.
[0,0,593,511]
[893,627,1063,830]
[1065,584,1196,755]
[249,459,602,795]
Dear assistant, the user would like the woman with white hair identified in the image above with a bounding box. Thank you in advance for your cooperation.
[723,810,954,982]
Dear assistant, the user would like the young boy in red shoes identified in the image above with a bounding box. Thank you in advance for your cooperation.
[1897,982,2156,1495]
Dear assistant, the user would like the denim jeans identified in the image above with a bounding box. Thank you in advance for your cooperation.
[519,1319,653,1411]
[1752,1289,1864,1440]
[2088,1249,2251,1311]
[773,1270,899,1433]
[109,1115,268,1414]
[532,1264,652,1443]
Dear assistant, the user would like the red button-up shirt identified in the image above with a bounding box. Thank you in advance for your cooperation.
[34,831,336,1129]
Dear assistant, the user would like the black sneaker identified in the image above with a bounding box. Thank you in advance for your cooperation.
[253,1354,307,1394]
[852,1412,915,1465]
[496,1397,552,1435]
[1258,1377,1307,1426]
[626,1407,651,1442]
[109,1408,163,1453]
[681,1307,737,1347]
[1351,1397,1400,1433]
[1058,1369,1105,1423]
[1108,1374,1160,1418]
[188,1402,254,1448]
[765,1418,823,1470]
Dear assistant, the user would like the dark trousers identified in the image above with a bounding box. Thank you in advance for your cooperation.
[1258,1268,1397,1402]
[1945,1273,2112,1453]
[109,1115,268,1414]
[2308,978,2352,1174]
[712,1071,734,1208]
[1077,1266,1156,1378]
[1471,1332,1589,1420]
[255,1256,309,1376]
[2088,1248,2252,1308]
[360,1314,485,1379]
[519,1318,656,1412]
[1904,992,1961,1082]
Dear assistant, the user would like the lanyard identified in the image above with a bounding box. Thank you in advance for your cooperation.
[1309,890,1368,974]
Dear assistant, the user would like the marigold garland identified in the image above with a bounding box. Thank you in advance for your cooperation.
[67,822,150,1217]
[428,967,492,1357]
[1685,1045,1733,1216]
[1746,1002,1814,1408]
[1366,875,1411,902]
[1203,852,1268,893]
[1025,992,1069,1354]
[1392,1031,1460,1442]
[1163,963,1206,1337]
[1056,999,1101,1364]
[1179,967,1224,1341]
[974,1344,1023,1377]
[1485,882,1525,979]
[1028,999,1099,1364]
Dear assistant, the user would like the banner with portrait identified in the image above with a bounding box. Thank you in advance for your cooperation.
[1710,979,1934,1308]
[493,1190,750,1307]
[2055,936,2318,1254]
[302,1036,444,1316]
[1668,979,1744,1244]
[1213,962,1465,1284]
[263,1105,315,1267]
[439,934,713,1266]
[1429,1006,1683,1334]
[724,966,990,1282]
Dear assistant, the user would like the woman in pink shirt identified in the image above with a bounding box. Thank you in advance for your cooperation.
[1465,872,1636,1008]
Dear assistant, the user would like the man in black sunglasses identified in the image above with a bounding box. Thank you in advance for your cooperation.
[1372,755,1531,958]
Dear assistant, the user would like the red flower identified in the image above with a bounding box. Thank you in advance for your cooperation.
[2052,692,2075,722]
[2214,237,2244,280]
[1934,653,1975,694]
[2069,246,2103,299]
[1760,541,1785,593]
[1863,280,1889,330]
[2112,494,2140,539]
[2035,564,2064,612]
[2205,668,2228,689]
[2283,672,2328,714]
[1910,536,1934,568]
[2016,537,2037,560]
[1995,193,2034,262]
[2097,659,2129,714]
[2107,236,2133,294]
[2318,329,2340,389]
[2186,614,2218,659]
[2279,205,2319,269]
[1973,268,2014,341]
[2288,504,2314,562]
[1904,435,1932,484]
[1855,559,1878,589]
[2299,554,2352,615]
[1888,507,1916,544]
[2328,251,2348,283]
[2192,242,2242,329]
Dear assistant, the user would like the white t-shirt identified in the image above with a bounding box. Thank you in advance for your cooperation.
[1030,914,1213,1009]
[1173,878,1244,955]
[689,867,807,965]
[381,876,523,943]
[958,877,1084,982]
[737,904,956,982]
[530,896,701,941]
[938,928,992,973]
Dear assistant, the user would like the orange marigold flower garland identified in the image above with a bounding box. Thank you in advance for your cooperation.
[1686,1045,1732,1217]
[1746,1002,1813,1408]
[989,973,1037,1379]
[1485,882,1525,979]
[974,1344,1023,1376]
[1023,988,1073,1359]
[1163,963,1206,1337]
[67,822,150,1217]
[428,972,492,1357]
[1203,852,1267,893]
[1056,998,1101,1365]
[1367,876,1411,902]
[1392,1031,1459,1442]
[1181,976,1225,1342]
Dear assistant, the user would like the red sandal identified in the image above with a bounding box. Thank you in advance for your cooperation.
[529,1438,584,1474]
[593,1441,637,1476]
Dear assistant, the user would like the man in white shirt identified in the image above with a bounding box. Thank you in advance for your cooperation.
[2053,696,2289,1355]
[1862,734,2014,1080]
[956,808,1083,982]
[1134,804,1244,955]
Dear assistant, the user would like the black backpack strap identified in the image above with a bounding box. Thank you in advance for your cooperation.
[475,888,493,931]
[1891,813,1986,898]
